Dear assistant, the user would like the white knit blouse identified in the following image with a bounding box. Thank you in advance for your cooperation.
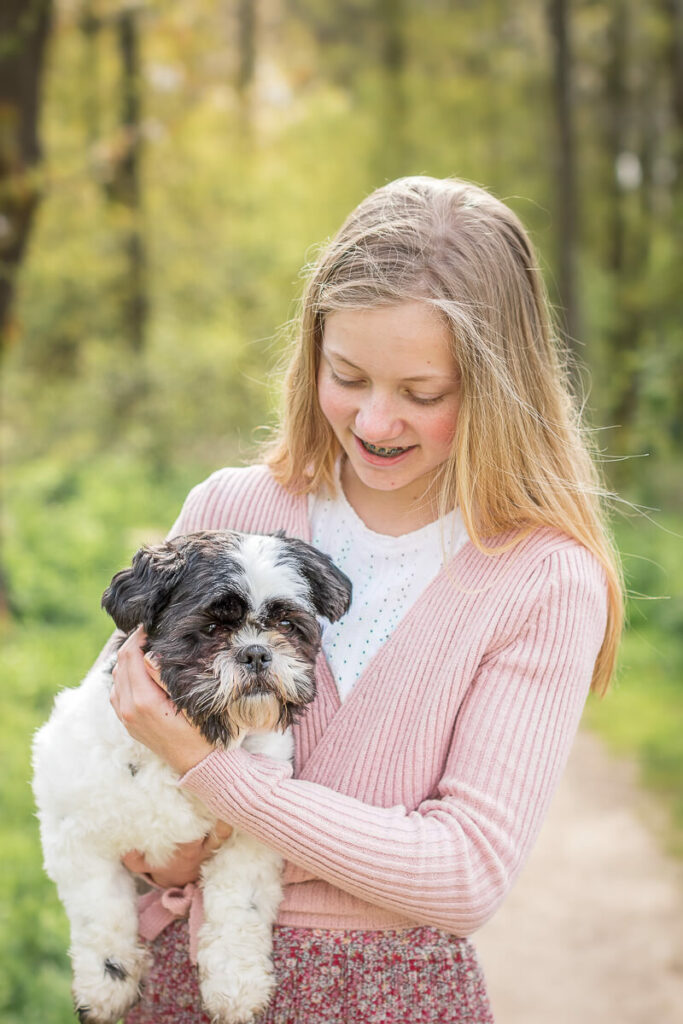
[309,483,469,700]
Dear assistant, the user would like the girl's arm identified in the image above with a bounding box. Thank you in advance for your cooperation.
[178,552,607,936]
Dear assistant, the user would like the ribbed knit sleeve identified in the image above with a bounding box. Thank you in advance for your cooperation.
[180,546,608,936]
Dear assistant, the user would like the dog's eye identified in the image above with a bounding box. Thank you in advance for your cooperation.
[203,623,218,635]
[208,597,245,626]
[279,619,294,631]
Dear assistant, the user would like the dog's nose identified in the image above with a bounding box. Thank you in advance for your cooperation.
[236,645,273,671]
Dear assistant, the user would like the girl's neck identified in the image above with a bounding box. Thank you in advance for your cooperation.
[339,458,441,537]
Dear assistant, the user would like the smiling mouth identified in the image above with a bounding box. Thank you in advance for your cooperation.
[358,438,413,458]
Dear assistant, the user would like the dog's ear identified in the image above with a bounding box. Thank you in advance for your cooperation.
[101,541,187,633]
[277,536,352,623]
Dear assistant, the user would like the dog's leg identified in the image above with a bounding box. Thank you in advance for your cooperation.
[197,831,283,1024]
[48,847,148,1024]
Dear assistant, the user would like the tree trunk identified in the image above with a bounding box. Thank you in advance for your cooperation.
[236,0,256,134]
[377,0,407,179]
[0,0,53,358]
[604,0,628,277]
[665,0,683,145]
[0,0,53,619]
[664,0,683,446]
[80,1,101,149]
[112,7,147,353]
[80,5,147,356]
[547,0,580,360]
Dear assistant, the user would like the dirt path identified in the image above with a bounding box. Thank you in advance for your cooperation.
[475,729,683,1024]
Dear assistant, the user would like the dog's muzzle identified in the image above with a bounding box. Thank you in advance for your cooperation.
[235,644,272,673]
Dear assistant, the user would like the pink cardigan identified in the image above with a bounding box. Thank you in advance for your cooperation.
[173,465,607,935]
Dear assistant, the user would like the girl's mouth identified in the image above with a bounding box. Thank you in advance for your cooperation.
[361,440,406,457]
[353,435,416,463]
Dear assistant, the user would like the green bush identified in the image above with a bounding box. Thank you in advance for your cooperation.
[1,455,217,1023]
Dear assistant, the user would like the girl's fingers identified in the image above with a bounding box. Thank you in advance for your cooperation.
[143,651,164,688]
[121,829,233,887]
[110,626,168,722]
[203,820,234,854]
[118,624,147,661]
[111,624,213,773]
[122,849,149,874]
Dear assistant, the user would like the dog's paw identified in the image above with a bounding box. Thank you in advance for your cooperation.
[72,946,149,1024]
[199,966,274,1024]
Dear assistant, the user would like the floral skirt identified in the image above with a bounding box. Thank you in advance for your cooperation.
[124,918,494,1023]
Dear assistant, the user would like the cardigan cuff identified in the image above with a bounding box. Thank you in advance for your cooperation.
[179,747,293,823]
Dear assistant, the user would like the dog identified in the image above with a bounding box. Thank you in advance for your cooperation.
[32,529,352,1024]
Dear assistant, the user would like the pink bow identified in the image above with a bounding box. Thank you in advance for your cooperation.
[138,882,205,963]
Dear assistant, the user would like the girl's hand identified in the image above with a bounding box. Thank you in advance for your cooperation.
[110,625,214,776]
[122,820,234,888]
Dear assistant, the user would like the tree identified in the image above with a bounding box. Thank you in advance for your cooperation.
[236,0,256,132]
[0,0,53,618]
[0,0,53,356]
[377,0,407,176]
[547,0,580,359]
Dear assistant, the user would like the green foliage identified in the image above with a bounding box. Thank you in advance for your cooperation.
[585,622,683,856]
[1,0,681,1019]
[616,513,683,637]
[582,513,683,857]
[1,455,218,1023]
[1,626,89,1024]
[4,456,210,624]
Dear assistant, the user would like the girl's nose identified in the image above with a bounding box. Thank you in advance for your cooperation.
[354,393,403,442]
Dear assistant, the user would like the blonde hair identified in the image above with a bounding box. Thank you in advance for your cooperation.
[264,176,622,695]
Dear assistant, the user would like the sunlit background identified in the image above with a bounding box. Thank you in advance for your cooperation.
[1,1,681,1021]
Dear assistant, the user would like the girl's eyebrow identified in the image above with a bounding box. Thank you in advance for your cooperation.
[323,349,454,383]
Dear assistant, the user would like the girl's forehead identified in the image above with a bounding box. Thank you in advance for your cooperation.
[322,302,456,377]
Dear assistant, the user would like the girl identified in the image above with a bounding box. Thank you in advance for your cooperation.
[110,175,622,1023]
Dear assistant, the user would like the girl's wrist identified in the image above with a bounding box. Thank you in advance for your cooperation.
[168,735,214,777]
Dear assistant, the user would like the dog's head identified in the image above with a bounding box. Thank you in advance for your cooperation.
[102,530,352,744]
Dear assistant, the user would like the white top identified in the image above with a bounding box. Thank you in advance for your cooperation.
[309,478,469,701]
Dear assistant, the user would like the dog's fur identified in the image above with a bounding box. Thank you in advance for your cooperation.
[32,530,351,1024]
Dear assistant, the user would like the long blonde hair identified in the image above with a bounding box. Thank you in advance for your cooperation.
[264,176,623,695]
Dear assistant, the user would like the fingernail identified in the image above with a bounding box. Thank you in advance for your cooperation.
[144,652,160,670]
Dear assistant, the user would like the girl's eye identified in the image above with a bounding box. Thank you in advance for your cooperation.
[408,392,446,406]
[329,365,447,405]
[330,370,363,388]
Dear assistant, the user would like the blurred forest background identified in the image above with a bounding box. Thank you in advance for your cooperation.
[1,0,682,1020]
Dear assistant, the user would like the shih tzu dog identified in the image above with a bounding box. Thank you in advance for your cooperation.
[32,530,351,1024]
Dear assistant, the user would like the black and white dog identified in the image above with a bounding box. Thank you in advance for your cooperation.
[32,530,351,1024]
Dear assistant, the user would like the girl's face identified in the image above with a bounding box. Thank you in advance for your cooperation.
[318,302,460,520]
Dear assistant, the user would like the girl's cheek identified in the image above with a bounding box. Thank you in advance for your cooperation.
[318,375,351,426]
[421,401,459,448]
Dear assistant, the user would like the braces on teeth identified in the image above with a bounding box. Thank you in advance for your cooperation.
[361,440,407,457]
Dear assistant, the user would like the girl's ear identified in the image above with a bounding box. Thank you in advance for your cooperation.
[276,535,352,623]
[101,542,186,634]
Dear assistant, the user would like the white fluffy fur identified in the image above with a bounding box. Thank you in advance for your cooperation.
[32,662,293,1024]
[236,535,311,610]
